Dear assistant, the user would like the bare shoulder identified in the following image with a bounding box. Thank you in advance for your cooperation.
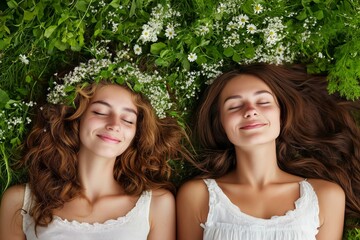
[0,185,26,239]
[307,178,345,199]
[151,188,175,206]
[148,188,176,240]
[1,184,25,210]
[307,178,345,225]
[177,179,208,198]
[176,179,209,219]
[306,180,345,239]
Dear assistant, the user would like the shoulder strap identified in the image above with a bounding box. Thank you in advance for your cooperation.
[22,183,32,213]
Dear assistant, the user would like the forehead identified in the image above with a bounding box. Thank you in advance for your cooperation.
[220,74,273,100]
[90,84,136,107]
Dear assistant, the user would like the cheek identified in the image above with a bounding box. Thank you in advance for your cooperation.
[124,126,137,140]
[221,114,238,136]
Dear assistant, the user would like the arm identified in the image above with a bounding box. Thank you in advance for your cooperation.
[309,179,345,240]
[147,189,176,240]
[176,179,209,240]
[0,185,26,240]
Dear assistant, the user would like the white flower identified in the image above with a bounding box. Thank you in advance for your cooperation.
[265,29,278,45]
[140,28,151,42]
[238,14,249,27]
[197,24,210,36]
[276,45,285,54]
[19,54,29,65]
[165,25,176,39]
[254,4,263,14]
[246,24,257,34]
[188,53,197,62]
[133,44,142,55]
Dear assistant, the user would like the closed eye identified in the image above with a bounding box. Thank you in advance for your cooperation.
[93,111,106,116]
[228,105,243,110]
[122,119,135,125]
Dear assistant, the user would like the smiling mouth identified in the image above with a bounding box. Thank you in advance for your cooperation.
[97,134,120,143]
[240,123,267,130]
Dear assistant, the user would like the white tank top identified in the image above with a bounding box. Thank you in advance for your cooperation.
[21,184,151,240]
[201,179,320,240]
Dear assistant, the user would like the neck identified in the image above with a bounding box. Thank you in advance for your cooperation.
[77,149,122,202]
[233,141,284,188]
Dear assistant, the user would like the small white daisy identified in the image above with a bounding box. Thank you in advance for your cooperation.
[133,44,142,55]
[239,14,249,27]
[188,53,197,62]
[165,26,176,39]
[246,24,257,34]
[254,4,263,14]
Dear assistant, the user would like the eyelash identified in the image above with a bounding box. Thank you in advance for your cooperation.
[228,102,270,110]
[93,111,106,115]
[93,111,135,125]
[123,119,134,125]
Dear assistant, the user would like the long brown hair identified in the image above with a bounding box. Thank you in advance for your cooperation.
[195,63,360,221]
[20,81,191,227]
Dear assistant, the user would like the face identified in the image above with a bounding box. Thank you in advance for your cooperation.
[219,74,280,148]
[79,84,138,160]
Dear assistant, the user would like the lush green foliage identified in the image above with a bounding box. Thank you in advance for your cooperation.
[1,0,360,237]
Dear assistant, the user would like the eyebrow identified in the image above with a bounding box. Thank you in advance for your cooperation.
[91,100,138,115]
[223,90,274,104]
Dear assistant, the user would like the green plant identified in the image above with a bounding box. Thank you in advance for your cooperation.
[0,0,359,236]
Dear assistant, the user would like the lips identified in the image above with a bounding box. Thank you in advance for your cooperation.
[97,134,121,143]
[240,122,267,130]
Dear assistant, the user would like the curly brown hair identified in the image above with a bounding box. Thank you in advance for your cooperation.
[20,81,191,227]
[194,63,360,222]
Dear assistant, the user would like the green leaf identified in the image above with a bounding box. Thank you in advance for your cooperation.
[54,39,68,51]
[116,76,125,84]
[110,0,120,8]
[232,52,241,62]
[182,58,190,71]
[2,25,10,35]
[23,10,35,21]
[7,0,18,8]
[58,13,70,25]
[223,47,234,57]
[25,75,33,83]
[10,137,21,147]
[100,70,112,79]
[129,0,137,17]
[0,89,10,109]
[0,38,12,50]
[75,0,88,12]
[155,58,170,67]
[244,47,255,58]
[196,55,207,64]
[314,10,324,20]
[150,42,167,55]
[296,10,307,21]
[133,83,143,92]
[44,25,57,38]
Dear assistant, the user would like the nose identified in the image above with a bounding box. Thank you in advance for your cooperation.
[106,118,121,131]
[243,105,258,118]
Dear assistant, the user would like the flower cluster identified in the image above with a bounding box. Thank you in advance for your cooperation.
[138,4,181,43]
[0,99,35,191]
[48,44,172,118]
[0,100,35,144]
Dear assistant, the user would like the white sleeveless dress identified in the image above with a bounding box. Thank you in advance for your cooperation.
[201,179,320,240]
[21,184,151,240]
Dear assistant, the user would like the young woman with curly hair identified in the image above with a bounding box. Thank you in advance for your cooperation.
[0,81,189,240]
[177,63,360,240]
